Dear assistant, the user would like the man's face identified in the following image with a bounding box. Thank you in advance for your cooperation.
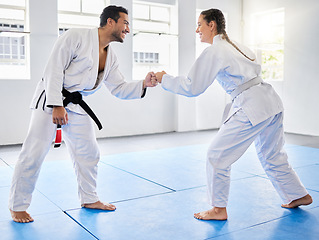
[111,12,130,43]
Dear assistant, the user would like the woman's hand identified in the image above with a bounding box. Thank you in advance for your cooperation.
[155,71,167,83]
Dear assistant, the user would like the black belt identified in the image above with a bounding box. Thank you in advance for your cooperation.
[62,88,103,130]
[53,89,102,148]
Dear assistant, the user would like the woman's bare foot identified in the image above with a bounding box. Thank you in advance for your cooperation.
[10,210,34,223]
[194,207,227,220]
[281,194,313,208]
[82,201,116,211]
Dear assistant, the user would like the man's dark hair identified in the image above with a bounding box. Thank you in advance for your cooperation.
[100,5,128,27]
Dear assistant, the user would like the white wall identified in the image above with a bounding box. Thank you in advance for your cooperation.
[174,0,197,132]
[243,0,319,136]
[0,0,58,145]
[0,0,175,145]
[1,0,318,145]
[0,0,234,145]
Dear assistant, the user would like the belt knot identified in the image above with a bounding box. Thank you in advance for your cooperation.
[68,91,82,104]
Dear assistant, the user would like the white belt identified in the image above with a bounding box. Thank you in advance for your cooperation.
[222,76,263,122]
[230,76,263,101]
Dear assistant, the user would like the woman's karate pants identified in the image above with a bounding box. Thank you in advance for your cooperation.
[207,109,308,207]
[8,106,100,211]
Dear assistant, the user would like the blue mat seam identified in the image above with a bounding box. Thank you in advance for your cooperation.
[64,210,99,240]
[203,211,300,240]
[0,158,11,167]
[34,188,65,211]
[101,161,177,192]
[175,185,206,192]
[110,190,176,204]
[204,204,319,240]
[307,188,319,194]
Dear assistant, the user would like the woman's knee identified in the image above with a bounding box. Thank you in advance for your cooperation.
[207,148,239,169]
[207,150,223,168]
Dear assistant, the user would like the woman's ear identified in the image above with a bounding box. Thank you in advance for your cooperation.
[210,21,216,31]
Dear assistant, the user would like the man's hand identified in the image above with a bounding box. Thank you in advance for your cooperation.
[143,71,158,88]
[52,106,68,125]
[155,71,167,83]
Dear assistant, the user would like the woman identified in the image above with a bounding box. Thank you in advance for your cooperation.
[155,8,312,220]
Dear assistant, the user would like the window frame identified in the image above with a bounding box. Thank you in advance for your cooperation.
[57,0,109,30]
[0,2,30,80]
[132,1,178,80]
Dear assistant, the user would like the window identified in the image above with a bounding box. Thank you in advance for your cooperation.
[132,1,178,80]
[251,9,284,81]
[0,23,25,63]
[58,0,109,30]
[133,2,171,32]
[134,52,159,63]
[0,0,29,79]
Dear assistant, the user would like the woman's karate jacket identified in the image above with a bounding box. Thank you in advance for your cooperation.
[161,34,284,126]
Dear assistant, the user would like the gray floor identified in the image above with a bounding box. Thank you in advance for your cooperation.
[1,129,319,166]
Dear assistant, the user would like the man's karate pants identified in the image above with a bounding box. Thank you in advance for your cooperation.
[207,109,308,207]
[8,106,100,211]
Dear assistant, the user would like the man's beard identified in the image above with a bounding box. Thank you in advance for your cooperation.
[111,30,124,43]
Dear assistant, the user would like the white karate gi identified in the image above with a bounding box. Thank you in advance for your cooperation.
[9,28,145,211]
[161,35,308,207]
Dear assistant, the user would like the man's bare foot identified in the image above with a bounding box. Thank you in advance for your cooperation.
[10,210,34,223]
[281,194,313,208]
[194,207,227,220]
[82,201,116,211]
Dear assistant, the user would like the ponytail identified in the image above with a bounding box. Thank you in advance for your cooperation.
[222,31,255,61]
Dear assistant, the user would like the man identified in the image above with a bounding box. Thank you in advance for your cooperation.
[9,5,157,223]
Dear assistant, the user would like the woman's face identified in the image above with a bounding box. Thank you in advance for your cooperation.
[196,14,214,44]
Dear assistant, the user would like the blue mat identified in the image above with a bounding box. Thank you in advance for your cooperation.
[0,187,61,222]
[294,164,319,192]
[0,211,95,240]
[0,164,12,188]
[65,177,319,240]
[101,144,255,191]
[0,144,318,240]
[35,160,173,211]
[211,206,319,240]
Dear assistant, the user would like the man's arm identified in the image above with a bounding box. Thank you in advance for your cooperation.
[43,29,79,108]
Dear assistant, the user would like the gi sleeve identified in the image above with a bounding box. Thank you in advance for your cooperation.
[103,52,145,100]
[43,30,79,107]
[161,46,224,97]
